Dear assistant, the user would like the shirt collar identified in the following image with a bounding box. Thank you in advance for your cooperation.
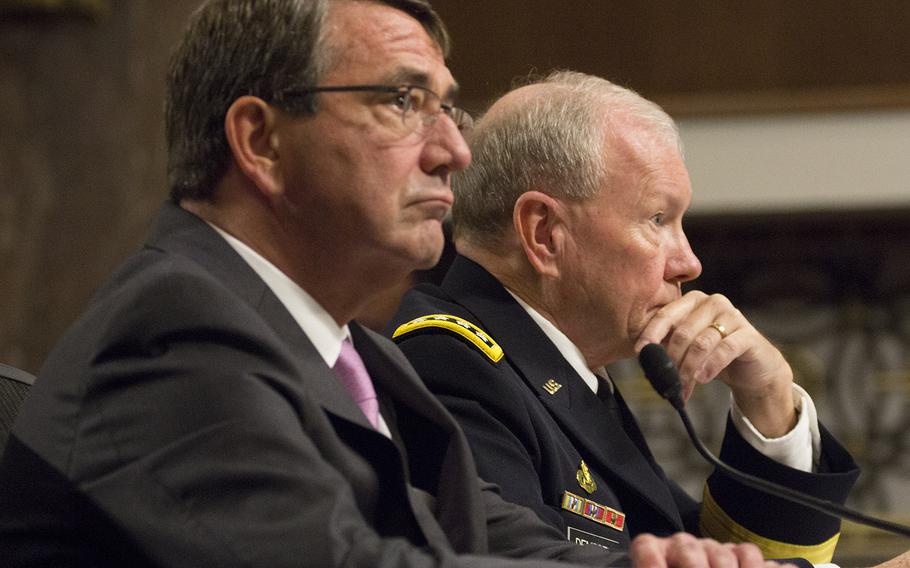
[505,289,610,395]
[208,222,349,367]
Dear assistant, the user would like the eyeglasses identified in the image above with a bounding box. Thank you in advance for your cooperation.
[275,84,473,137]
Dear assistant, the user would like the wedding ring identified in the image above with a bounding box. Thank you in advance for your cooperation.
[709,322,729,339]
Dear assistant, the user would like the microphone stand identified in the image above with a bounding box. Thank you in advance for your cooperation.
[676,403,910,538]
[639,343,910,538]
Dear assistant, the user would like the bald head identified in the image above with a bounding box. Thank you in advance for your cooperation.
[481,81,551,120]
[451,71,681,250]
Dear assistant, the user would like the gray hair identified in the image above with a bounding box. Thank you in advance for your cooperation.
[452,70,681,245]
[165,0,450,203]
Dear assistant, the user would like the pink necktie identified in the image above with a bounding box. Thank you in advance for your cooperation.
[333,339,380,429]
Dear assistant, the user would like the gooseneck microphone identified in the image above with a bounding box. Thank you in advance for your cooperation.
[638,343,910,538]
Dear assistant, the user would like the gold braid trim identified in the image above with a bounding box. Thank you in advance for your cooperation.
[393,314,504,363]
[700,485,840,563]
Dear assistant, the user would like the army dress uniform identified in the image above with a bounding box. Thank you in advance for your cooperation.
[387,255,859,564]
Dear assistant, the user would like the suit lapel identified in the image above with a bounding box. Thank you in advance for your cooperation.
[262,293,377,429]
[443,256,683,529]
[146,203,381,430]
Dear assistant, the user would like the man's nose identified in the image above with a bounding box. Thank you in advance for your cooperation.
[420,114,472,174]
[667,233,702,284]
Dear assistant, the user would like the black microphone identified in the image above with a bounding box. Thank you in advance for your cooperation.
[638,343,910,538]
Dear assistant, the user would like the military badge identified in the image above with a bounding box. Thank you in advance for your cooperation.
[542,379,562,395]
[576,460,597,494]
[561,491,625,532]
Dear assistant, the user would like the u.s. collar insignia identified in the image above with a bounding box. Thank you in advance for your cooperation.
[392,314,503,363]
[561,491,625,532]
[576,460,597,494]
[542,379,562,395]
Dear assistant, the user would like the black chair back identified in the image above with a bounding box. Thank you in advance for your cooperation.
[0,364,35,458]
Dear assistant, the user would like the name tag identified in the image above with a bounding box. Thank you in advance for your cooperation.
[568,526,620,550]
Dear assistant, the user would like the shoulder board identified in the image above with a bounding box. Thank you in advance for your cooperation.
[392,314,504,363]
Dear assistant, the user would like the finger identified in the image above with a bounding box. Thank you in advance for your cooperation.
[664,293,736,366]
[664,533,709,568]
[729,541,765,568]
[665,296,750,387]
[635,292,707,353]
[681,374,696,402]
[674,326,727,388]
[684,331,748,387]
[705,541,738,568]
[659,312,730,390]
[630,533,669,568]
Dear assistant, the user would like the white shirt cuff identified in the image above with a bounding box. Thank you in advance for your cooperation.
[730,383,821,472]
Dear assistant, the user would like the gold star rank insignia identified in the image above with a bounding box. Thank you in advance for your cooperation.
[576,460,597,494]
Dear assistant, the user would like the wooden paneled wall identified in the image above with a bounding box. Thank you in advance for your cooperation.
[1,1,197,372]
[433,1,910,115]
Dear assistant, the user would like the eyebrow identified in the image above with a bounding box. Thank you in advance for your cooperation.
[382,67,461,101]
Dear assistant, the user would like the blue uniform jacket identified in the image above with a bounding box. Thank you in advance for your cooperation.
[388,254,860,564]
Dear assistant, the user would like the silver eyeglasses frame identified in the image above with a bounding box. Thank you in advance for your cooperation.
[274,84,473,136]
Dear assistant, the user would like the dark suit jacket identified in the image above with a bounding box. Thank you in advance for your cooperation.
[0,204,623,567]
[388,255,860,563]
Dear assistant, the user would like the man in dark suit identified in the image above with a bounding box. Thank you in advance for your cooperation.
[389,72,860,565]
[0,2,772,567]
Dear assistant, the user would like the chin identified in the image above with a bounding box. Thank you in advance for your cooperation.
[382,244,441,275]
[413,248,443,271]
[408,233,445,270]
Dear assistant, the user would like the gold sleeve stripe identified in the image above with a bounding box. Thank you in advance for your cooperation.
[392,314,504,363]
[700,485,840,564]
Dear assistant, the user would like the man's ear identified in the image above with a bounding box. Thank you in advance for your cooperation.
[224,96,282,197]
[513,191,567,278]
